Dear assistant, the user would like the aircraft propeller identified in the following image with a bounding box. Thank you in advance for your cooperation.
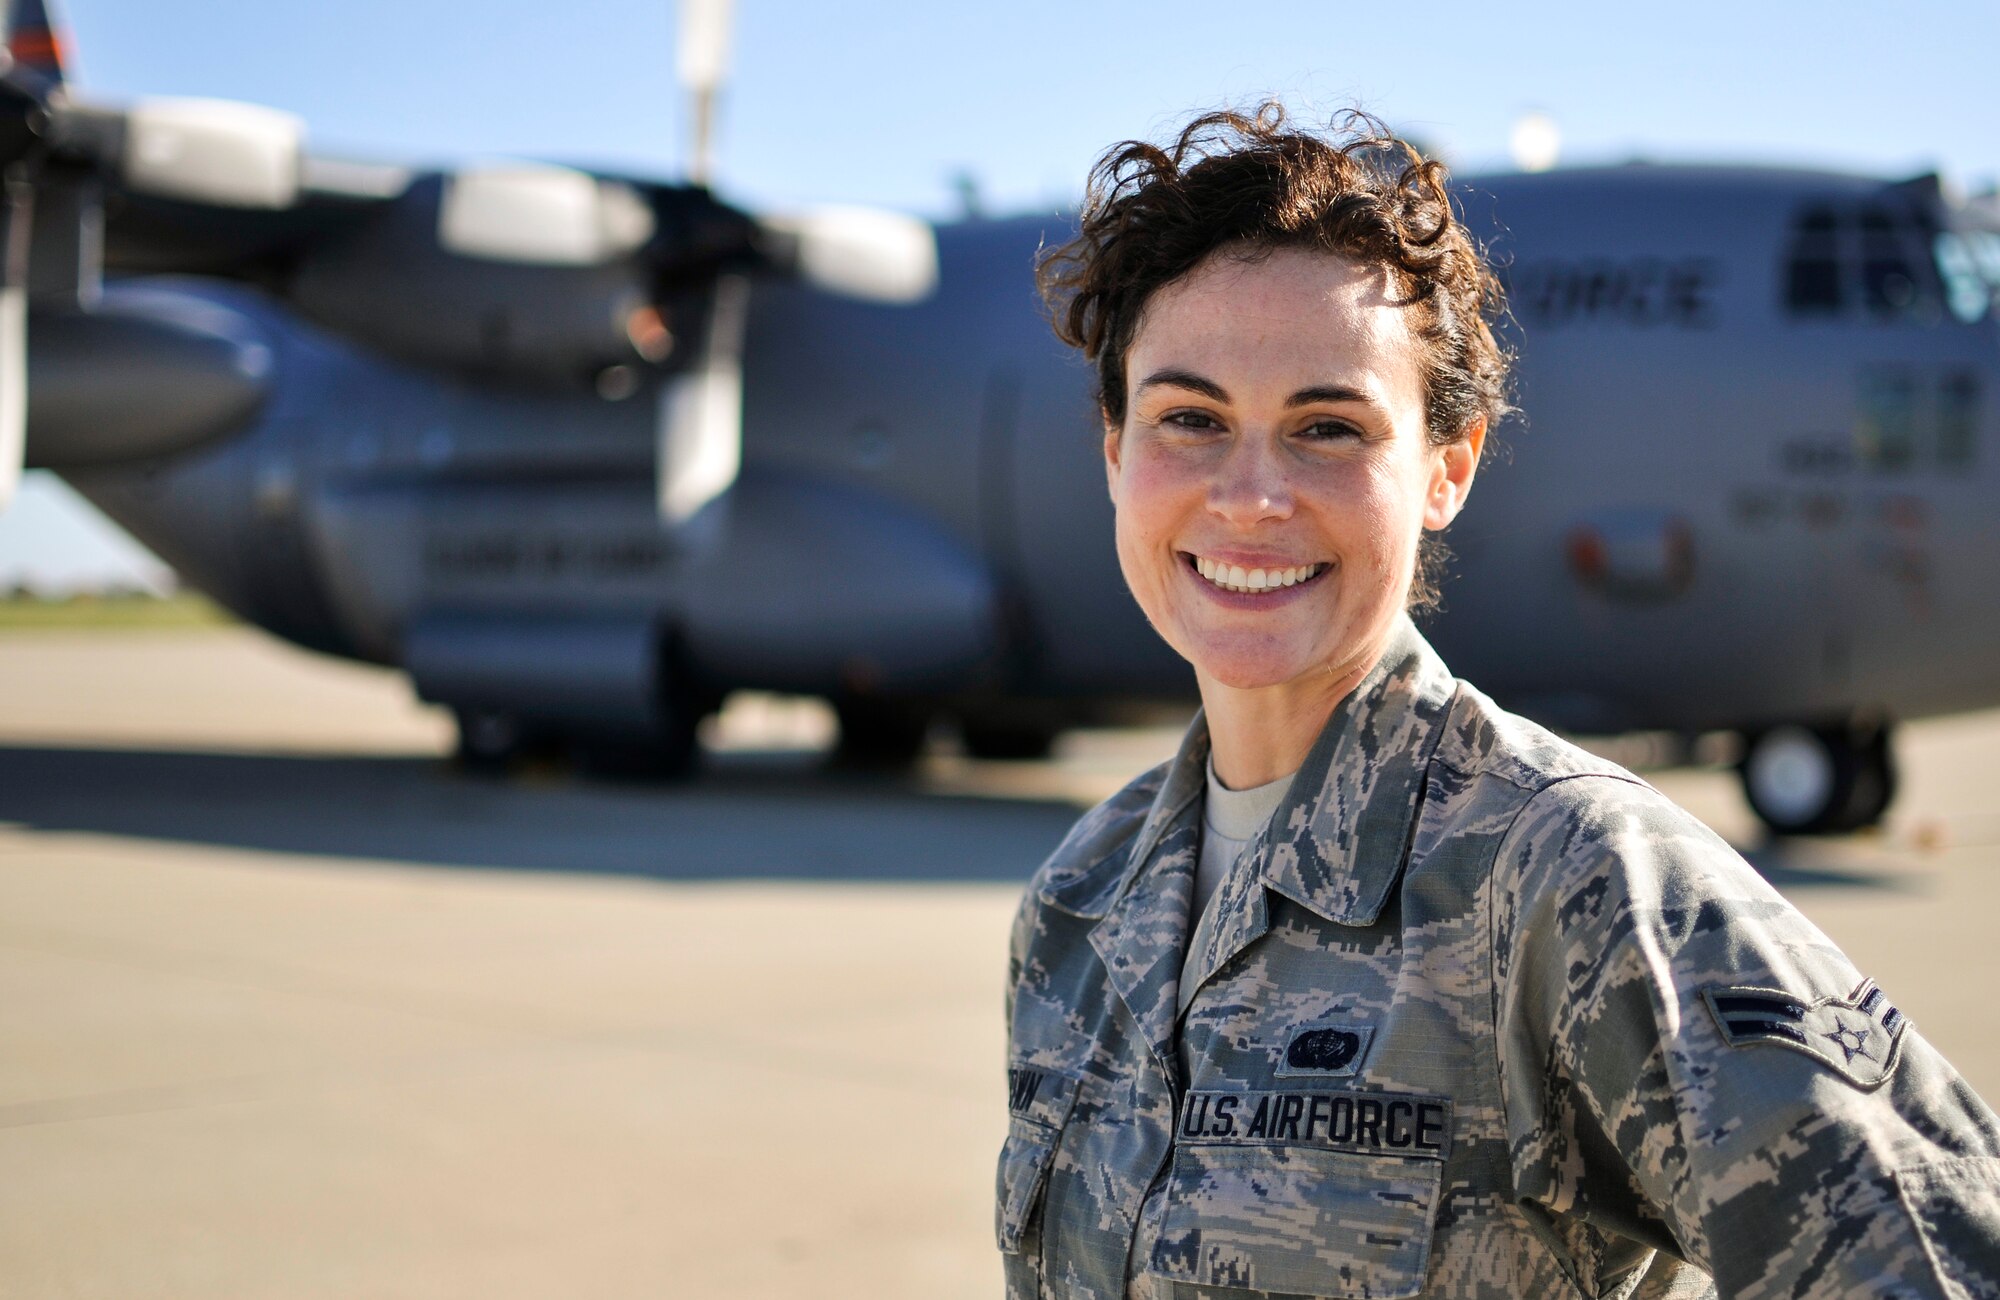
[416,0,935,526]
[650,0,936,524]
[0,0,934,525]
[0,71,36,514]
[0,0,307,512]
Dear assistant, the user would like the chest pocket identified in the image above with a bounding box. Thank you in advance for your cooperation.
[1143,1093,1446,1298]
[995,1065,1080,1255]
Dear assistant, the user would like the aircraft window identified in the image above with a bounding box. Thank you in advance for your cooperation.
[1936,229,2000,323]
[1858,205,1924,318]
[1856,370,1918,472]
[1938,372,1980,469]
[1785,205,1845,314]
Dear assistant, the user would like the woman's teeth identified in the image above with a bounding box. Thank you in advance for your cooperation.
[1193,555,1326,594]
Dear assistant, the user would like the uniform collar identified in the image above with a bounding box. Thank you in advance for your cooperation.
[1255,615,1458,926]
[1037,717,1208,919]
[1040,614,1456,927]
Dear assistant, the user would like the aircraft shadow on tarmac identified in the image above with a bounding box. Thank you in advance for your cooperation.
[0,744,1908,891]
[0,745,1088,884]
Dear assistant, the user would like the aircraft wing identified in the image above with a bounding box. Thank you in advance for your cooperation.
[100,155,410,280]
[0,6,936,522]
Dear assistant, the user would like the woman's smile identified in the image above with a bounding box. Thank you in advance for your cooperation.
[1183,551,1331,595]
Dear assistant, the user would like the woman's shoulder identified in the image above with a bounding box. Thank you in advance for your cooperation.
[1431,680,1640,796]
[1422,679,1742,868]
[1426,679,1772,912]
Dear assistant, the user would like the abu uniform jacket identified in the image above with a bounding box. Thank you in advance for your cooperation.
[999,617,2000,1298]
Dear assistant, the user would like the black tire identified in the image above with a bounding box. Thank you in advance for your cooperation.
[833,698,931,769]
[958,715,1061,761]
[453,707,527,775]
[1827,723,1897,833]
[1739,721,1896,837]
[575,729,699,782]
[573,681,706,782]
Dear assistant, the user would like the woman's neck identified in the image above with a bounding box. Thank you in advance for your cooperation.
[1197,643,1383,791]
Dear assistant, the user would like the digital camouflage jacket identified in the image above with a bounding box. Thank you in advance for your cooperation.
[999,617,2000,1299]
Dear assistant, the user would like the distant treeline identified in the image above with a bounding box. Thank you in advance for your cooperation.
[0,589,236,629]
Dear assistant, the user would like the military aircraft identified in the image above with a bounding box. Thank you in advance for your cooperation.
[6,0,1998,836]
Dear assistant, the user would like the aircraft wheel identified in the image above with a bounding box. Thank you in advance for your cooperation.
[1830,723,1897,832]
[958,715,1061,761]
[573,694,705,783]
[453,707,527,774]
[833,698,931,769]
[575,732,697,782]
[1740,721,1896,836]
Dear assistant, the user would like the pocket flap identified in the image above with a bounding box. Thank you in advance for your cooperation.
[995,1067,1078,1255]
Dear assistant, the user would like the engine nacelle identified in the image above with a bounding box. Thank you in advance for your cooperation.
[286,172,667,385]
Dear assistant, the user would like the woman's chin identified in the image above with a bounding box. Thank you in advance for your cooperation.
[1188,649,1326,695]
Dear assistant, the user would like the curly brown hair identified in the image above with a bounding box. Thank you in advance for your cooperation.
[1037,104,1513,609]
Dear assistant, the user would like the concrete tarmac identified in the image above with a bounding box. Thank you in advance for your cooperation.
[2,629,1997,1298]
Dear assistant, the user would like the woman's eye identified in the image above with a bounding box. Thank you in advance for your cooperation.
[1163,410,1222,432]
[1301,419,1363,441]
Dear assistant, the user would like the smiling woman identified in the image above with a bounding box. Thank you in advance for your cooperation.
[997,105,2000,1300]
[1102,248,1477,790]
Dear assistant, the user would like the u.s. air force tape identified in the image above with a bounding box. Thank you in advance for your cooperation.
[1178,1089,1451,1160]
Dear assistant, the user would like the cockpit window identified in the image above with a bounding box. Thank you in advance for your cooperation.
[1935,226,2000,323]
[1858,204,1925,317]
[1785,206,1843,314]
[1783,194,1961,323]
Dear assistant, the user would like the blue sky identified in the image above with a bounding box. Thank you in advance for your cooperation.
[4,0,1994,589]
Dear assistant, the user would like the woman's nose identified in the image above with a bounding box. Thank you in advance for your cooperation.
[1207,436,1293,526]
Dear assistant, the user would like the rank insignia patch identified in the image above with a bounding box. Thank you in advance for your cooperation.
[1701,978,1907,1088]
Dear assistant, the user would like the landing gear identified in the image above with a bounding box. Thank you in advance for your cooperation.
[832,698,933,769]
[452,707,536,774]
[574,730,698,781]
[1739,720,1897,836]
[957,714,1062,761]
[452,696,705,782]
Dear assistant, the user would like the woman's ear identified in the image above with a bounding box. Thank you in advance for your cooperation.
[1103,415,1124,500]
[1423,417,1485,531]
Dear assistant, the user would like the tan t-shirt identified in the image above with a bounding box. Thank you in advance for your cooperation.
[1180,754,1292,1013]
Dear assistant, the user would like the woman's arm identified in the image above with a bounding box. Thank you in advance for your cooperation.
[1494,775,2000,1297]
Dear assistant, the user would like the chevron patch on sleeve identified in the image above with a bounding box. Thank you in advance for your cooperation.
[1701,978,1907,1089]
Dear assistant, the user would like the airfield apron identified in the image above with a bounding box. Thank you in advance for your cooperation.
[998,616,2000,1298]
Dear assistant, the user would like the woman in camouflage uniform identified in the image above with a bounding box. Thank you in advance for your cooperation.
[998,105,2000,1298]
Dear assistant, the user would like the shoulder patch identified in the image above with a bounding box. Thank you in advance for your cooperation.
[1701,978,1907,1089]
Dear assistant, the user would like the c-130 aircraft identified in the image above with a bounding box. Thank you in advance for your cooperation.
[4,0,1997,837]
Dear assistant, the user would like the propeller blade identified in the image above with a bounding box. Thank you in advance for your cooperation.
[758,205,938,304]
[0,178,29,512]
[656,273,747,523]
[676,0,734,186]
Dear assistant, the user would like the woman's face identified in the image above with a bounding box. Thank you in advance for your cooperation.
[1105,247,1481,701]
